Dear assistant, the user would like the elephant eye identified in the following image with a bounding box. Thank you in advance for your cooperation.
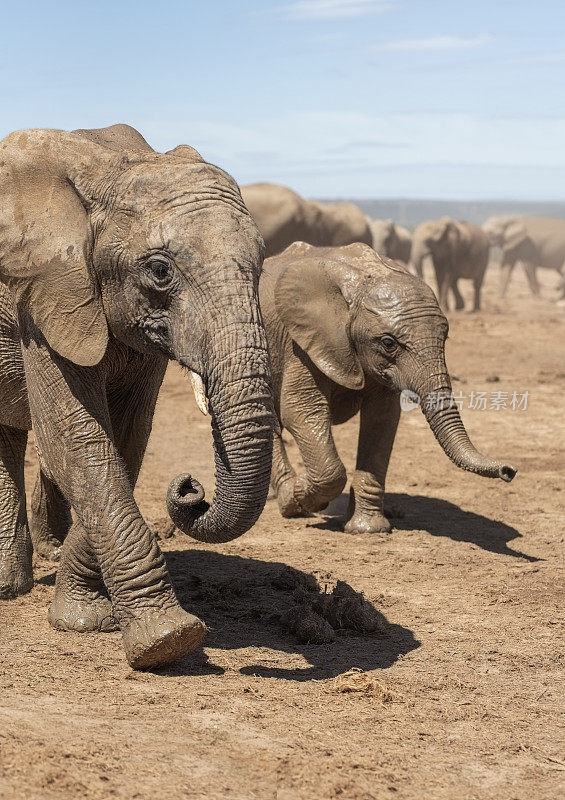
[379,335,398,352]
[146,257,174,287]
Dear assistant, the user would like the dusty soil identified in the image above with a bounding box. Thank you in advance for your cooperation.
[0,266,563,800]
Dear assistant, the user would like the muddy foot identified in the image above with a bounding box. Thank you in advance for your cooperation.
[0,570,33,599]
[32,534,63,562]
[0,555,34,599]
[277,478,308,518]
[48,589,117,633]
[121,607,207,670]
[344,512,392,535]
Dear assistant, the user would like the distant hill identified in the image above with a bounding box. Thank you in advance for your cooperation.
[318,199,565,230]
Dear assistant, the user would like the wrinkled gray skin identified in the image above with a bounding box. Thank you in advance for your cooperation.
[0,125,274,669]
[482,215,565,298]
[368,218,412,265]
[261,242,516,534]
[242,183,372,257]
[411,218,490,312]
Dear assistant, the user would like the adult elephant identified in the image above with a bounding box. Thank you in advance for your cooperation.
[411,218,489,311]
[368,218,412,264]
[310,200,373,247]
[0,125,275,669]
[482,216,565,297]
[241,182,372,256]
[261,242,515,534]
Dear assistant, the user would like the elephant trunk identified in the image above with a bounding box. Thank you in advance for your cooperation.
[167,304,275,543]
[411,368,516,482]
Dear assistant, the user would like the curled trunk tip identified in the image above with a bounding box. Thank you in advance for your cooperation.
[498,464,517,482]
[417,385,517,483]
[167,474,209,532]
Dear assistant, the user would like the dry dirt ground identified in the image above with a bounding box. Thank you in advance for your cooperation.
[0,265,563,800]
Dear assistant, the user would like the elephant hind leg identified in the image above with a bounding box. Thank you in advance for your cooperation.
[48,521,117,633]
[30,469,72,562]
[271,432,308,518]
[451,278,465,310]
[0,425,32,599]
[473,277,484,311]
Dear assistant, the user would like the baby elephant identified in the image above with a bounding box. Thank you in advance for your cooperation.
[260,242,516,534]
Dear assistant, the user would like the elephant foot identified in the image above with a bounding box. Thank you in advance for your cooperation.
[48,586,118,633]
[31,534,63,562]
[0,564,33,599]
[278,474,342,518]
[344,512,392,535]
[0,543,34,599]
[277,478,309,518]
[120,606,207,670]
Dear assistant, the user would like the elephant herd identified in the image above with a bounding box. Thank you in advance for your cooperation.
[2,122,555,672]
[244,182,565,311]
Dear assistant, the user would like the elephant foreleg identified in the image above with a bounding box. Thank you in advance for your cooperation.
[271,432,303,516]
[21,320,204,669]
[451,278,465,311]
[0,425,32,598]
[345,389,400,535]
[523,262,540,296]
[30,470,72,561]
[49,354,167,636]
[500,258,515,297]
[434,262,451,311]
[276,376,346,517]
[472,266,487,312]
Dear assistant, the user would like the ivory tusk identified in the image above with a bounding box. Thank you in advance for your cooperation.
[189,370,209,416]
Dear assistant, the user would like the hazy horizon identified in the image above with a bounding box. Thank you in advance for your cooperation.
[317,197,565,227]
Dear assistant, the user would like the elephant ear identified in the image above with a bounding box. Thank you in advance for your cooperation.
[0,130,109,366]
[503,221,528,252]
[274,250,365,390]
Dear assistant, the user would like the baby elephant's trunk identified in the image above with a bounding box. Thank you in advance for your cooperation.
[412,369,517,482]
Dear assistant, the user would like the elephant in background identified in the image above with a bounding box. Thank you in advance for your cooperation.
[311,200,372,246]
[368,218,412,264]
[241,182,372,257]
[260,242,515,535]
[482,215,565,298]
[0,125,275,669]
[411,218,490,311]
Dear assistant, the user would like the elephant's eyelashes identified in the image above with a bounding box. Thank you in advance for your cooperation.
[145,257,175,287]
[378,335,398,353]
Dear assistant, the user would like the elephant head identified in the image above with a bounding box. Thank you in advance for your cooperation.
[482,215,529,253]
[310,201,373,247]
[274,243,516,482]
[0,125,275,543]
[501,221,528,253]
[415,215,456,253]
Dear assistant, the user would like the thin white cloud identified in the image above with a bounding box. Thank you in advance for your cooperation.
[380,35,492,51]
[140,111,565,198]
[275,0,393,21]
[520,52,565,64]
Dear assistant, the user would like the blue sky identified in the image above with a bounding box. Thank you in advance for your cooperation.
[1,0,564,199]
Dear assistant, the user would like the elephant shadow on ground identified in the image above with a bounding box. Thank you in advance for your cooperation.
[159,548,419,680]
[310,492,539,562]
